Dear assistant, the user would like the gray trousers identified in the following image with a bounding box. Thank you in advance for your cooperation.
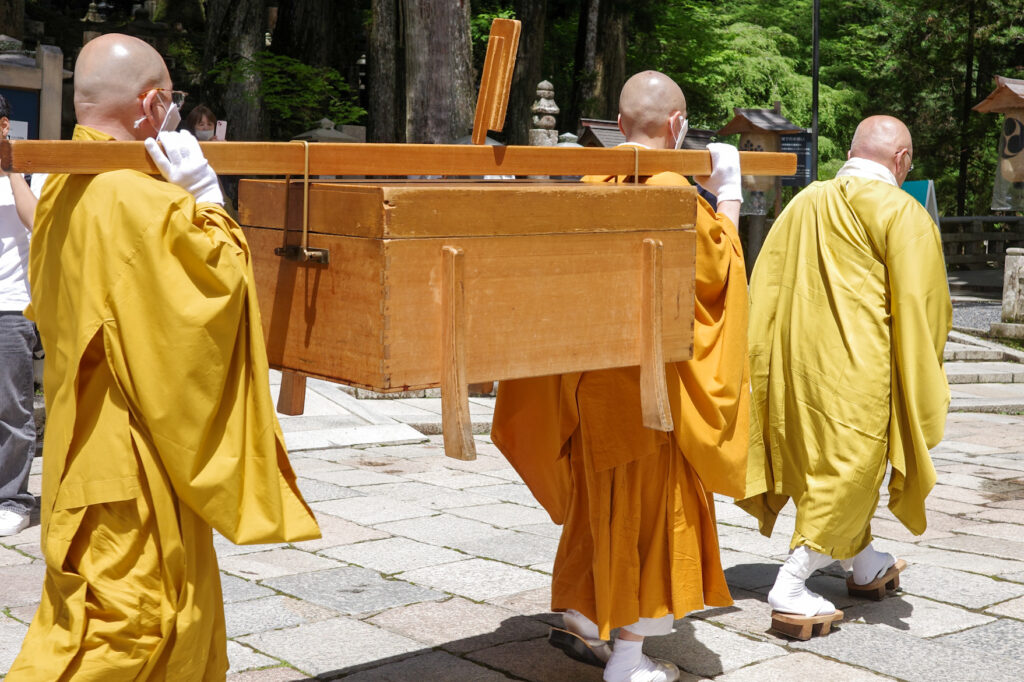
[0,312,37,514]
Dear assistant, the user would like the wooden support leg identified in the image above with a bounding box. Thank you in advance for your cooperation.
[277,371,307,415]
[441,246,477,461]
[640,238,674,432]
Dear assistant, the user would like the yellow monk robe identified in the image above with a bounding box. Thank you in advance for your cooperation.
[492,172,749,640]
[738,175,951,559]
[8,125,320,681]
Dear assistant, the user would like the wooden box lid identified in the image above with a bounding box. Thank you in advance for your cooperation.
[238,180,698,238]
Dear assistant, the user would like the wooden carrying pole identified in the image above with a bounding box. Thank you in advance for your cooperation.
[0,140,797,178]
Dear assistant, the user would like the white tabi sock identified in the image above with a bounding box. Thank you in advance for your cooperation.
[604,634,679,682]
[564,609,602,641]
[767,545,837,617]
[850,543,896,585]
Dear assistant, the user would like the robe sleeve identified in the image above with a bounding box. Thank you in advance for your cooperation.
[491,374,579,524]
[884,201,951,533]
[666,189,751,499]
[102,187,319,545]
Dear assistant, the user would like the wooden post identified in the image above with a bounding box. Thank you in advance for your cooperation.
[441,246,476,460]
[277,372,307,416]
[640,238,674,432]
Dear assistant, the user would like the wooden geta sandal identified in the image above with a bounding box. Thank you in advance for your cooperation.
[847,559,907,600]
[770,609,844,640]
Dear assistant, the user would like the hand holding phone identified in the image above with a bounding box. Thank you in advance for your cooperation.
[215,120,227,141]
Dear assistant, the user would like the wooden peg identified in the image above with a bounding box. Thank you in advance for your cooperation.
[471,18,521,145]
[441,245,477,460]
[640,238,674,432]
[277,371,307,416]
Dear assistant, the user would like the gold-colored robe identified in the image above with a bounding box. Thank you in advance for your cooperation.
[738,175,951,559]
[492,172,749,639]
[8,125,320,681]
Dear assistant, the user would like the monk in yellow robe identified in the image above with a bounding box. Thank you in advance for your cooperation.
[738,116,951,630]
[492,71,749,682]
[7,34,319,680]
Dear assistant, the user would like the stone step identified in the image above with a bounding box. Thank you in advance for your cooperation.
[945,361,1024,384]
[944,342,1004,362]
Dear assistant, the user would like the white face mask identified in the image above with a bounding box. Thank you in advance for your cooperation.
[673,116,689,150]
[133,93,180,134]
[194,129,214,141]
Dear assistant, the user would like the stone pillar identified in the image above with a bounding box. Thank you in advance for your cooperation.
[991,248,1024,338]
[529,80,559,147]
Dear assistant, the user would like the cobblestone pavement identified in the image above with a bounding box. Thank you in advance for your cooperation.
[4,406,1024,680]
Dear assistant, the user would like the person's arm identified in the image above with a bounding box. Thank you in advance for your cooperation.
[5,172,38,231]
[694,143,743,228]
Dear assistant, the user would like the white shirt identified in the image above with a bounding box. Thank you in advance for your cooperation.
[0,173,47,311]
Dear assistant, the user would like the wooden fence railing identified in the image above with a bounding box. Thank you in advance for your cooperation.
[940,216,1024,268]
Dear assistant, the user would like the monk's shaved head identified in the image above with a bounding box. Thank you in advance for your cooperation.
[849,115,914,182]
[618,71,686,147]
[74,33,171,140]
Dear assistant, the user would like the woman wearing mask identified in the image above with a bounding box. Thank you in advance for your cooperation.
[184,104,220,141]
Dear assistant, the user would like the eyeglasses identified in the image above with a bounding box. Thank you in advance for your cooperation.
[137,88,188,108]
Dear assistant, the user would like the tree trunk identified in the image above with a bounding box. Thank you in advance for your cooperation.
[506,0,548,145]
[594,0,628,121]
[369,0,403,142]
[0,0,24,39]
[203,0,267,140]
[567,0,600,133]
[403,0,474,144]
[272,0,364,86]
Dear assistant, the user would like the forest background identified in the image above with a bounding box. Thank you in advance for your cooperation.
[9,0,1024,217]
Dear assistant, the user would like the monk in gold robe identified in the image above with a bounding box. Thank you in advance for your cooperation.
[7,34,320,680]
[738,116,951,629]
[492,71,749,682]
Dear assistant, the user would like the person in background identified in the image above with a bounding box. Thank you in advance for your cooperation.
[0,93,46,538]
[184,104,221,140]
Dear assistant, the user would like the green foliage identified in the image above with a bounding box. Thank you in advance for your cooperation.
[471,3,516,70]
[210,51,366,140]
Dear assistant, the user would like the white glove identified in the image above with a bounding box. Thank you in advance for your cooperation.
[695,142,743,204]
[144,130,224,205]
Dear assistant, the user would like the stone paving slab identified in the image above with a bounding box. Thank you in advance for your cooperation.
[237,617,424,677]
[397,558,550,602]
[934,618,1024,661]
[898,563,1024,608]
[366,597,549,654]
[792,622,1024,681]
[645,618,786,677]
[11,366,1024,679]
[320,537,466,575]
[262,566,446,616]
[842,593,995,637]
[715,651,892,681]
[340,650,510,681]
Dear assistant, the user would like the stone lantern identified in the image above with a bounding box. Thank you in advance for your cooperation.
[973,75,1024,211]
[717,105,802,216]
[529,80,559,147]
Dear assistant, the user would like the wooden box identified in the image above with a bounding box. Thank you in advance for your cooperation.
[239,180,698,394]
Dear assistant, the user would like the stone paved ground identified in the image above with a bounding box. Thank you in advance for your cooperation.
[4,408,1024,680]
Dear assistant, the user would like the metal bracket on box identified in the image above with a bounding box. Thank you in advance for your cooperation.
[276,139,330,264]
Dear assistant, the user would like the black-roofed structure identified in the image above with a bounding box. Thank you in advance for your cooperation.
[577,118,716,150]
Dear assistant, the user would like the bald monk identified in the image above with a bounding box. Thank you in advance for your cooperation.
[492,71,748,682]
[739,116,951,635]
[7,34,319,680]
